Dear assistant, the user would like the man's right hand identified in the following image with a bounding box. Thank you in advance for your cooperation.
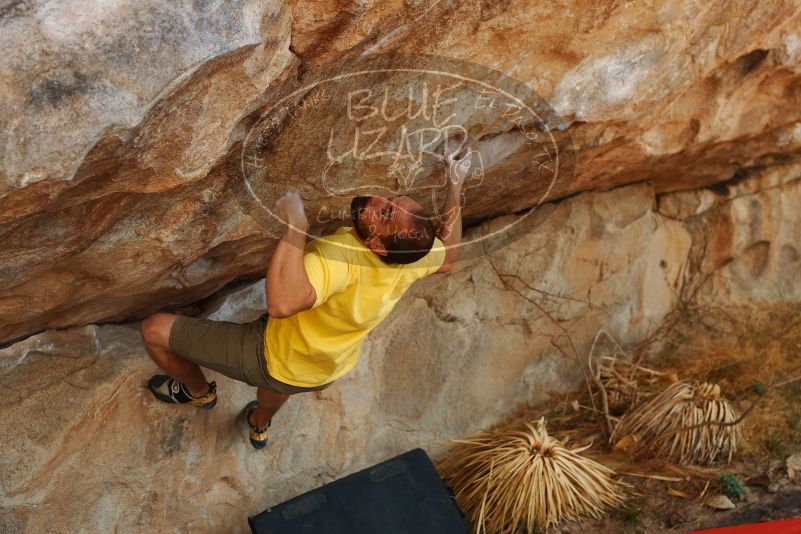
[273,191,308,228]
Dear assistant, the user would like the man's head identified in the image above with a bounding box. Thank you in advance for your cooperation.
[350,195,435,264]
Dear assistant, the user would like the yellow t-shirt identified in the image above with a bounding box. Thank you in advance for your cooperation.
[264,226,445,387]
[264,226,447,387]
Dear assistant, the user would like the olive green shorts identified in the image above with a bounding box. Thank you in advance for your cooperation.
[167,312,334,395]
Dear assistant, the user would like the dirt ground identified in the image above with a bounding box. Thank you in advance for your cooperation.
[458,301,801,533]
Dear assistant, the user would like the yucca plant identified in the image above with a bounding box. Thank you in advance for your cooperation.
[437,418,625,533]
[590,331,677,416]
[611,381,740,465]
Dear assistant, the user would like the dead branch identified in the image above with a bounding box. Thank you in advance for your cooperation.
[487,259,603,431]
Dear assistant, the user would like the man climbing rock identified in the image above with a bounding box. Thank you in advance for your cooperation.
[139,147,472,448]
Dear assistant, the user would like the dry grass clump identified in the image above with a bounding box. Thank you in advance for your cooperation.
[590,330,678,417]
[438,418,625,533]
[611,381,740,465]
[596,355,677,415]
[598,360,640,415]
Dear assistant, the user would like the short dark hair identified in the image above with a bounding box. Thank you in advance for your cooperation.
[378,207,436,264]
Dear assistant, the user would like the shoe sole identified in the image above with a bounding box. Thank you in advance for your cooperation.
[249,438,267,449]
[194,397,217,410]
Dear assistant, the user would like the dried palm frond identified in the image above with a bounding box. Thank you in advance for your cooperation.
[437,418,626,533]
[590,330,677,416]
[611,381,740,465]
[600,367,641,416]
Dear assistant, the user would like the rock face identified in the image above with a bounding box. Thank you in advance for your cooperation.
[2,1,801,532]
[2,0,801,344]
[2,164,800,532]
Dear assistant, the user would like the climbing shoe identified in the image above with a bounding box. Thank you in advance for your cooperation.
[147,374,217,409]
[243,400,270,449]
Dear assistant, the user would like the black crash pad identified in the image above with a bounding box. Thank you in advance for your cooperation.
[248,448,468,534]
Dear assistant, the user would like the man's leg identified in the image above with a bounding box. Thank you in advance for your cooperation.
[140,312,210,398]
[250,387,290,428]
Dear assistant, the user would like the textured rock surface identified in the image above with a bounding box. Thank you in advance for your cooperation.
[3,0,801,344]
[3,165,799,532]
[3,1,801,531]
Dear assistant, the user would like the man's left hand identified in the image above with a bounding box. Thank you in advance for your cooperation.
[443,146,472,189]
[273,191,308,228]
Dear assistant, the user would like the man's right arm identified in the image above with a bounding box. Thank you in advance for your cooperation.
[265,192,316,318]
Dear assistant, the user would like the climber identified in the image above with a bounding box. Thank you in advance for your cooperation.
[139,146,473,448]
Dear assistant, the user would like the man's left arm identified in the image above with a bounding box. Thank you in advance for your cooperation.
[432,146,471,274]
[265,192,316,318]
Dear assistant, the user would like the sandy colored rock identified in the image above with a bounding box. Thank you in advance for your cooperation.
[2,170,799,531]
[661,159,801,305]
[2,0,801,344]
[787,453,801,482]
[3,1,801,532]
[707,495,736,510]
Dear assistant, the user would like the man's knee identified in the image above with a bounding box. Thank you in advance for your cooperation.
[139,313,177,350]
